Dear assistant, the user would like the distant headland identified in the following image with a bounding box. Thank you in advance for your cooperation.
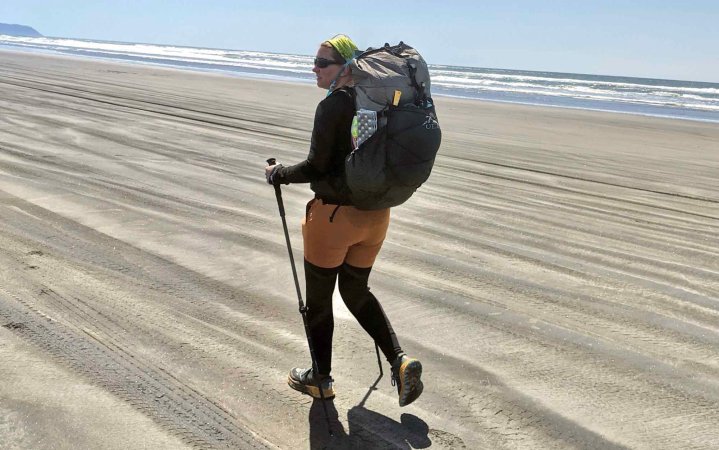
[0,23,43,37]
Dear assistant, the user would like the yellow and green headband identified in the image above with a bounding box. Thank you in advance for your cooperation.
[326,34,358,62]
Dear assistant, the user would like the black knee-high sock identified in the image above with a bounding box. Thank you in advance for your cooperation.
[304,260,340,375]
[338,263,403,363]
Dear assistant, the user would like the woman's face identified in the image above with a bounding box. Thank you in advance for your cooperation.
[312,46,346,89]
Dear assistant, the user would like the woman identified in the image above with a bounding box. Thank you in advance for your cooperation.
[264,34,423,407]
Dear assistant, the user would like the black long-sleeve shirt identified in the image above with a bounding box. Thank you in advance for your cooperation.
[274,88,355,203]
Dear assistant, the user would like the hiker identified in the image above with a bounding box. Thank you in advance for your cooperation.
[264,34,423,407]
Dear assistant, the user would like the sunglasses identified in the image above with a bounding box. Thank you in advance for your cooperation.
[313,57,344,68]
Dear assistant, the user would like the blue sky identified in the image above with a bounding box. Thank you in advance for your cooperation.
[2,0,718,82]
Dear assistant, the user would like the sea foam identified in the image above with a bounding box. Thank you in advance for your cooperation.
[2,35,718,122]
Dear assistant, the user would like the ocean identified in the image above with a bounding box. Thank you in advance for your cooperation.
[2,35,718,123]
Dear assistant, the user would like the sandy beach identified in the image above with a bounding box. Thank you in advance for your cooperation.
[1,49,718,449]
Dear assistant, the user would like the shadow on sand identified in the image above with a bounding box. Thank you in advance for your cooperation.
[309,374,432,449]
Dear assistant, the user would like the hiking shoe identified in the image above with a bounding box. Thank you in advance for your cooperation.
[287,367,335,399]
[391,354,423,407]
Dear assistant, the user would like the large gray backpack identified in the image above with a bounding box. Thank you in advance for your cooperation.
[344,42,441,210]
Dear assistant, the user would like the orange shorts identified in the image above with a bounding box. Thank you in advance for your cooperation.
[301,198,390,269]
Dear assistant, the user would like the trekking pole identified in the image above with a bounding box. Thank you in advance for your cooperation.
[266,158,333,436]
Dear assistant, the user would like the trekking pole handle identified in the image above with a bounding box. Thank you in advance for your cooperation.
[266,158,285,217]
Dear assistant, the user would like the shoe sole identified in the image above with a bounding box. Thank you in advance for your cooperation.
[287,375,335,400]
[398,359,423,407]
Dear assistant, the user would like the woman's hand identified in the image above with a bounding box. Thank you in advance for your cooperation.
[265,163,283,185]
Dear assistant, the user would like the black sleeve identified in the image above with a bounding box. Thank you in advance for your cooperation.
[274,93,350,184]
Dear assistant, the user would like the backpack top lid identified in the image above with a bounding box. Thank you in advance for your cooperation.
[349,42,432,112]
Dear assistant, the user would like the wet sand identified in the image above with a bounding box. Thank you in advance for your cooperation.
[1,49,718,449]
